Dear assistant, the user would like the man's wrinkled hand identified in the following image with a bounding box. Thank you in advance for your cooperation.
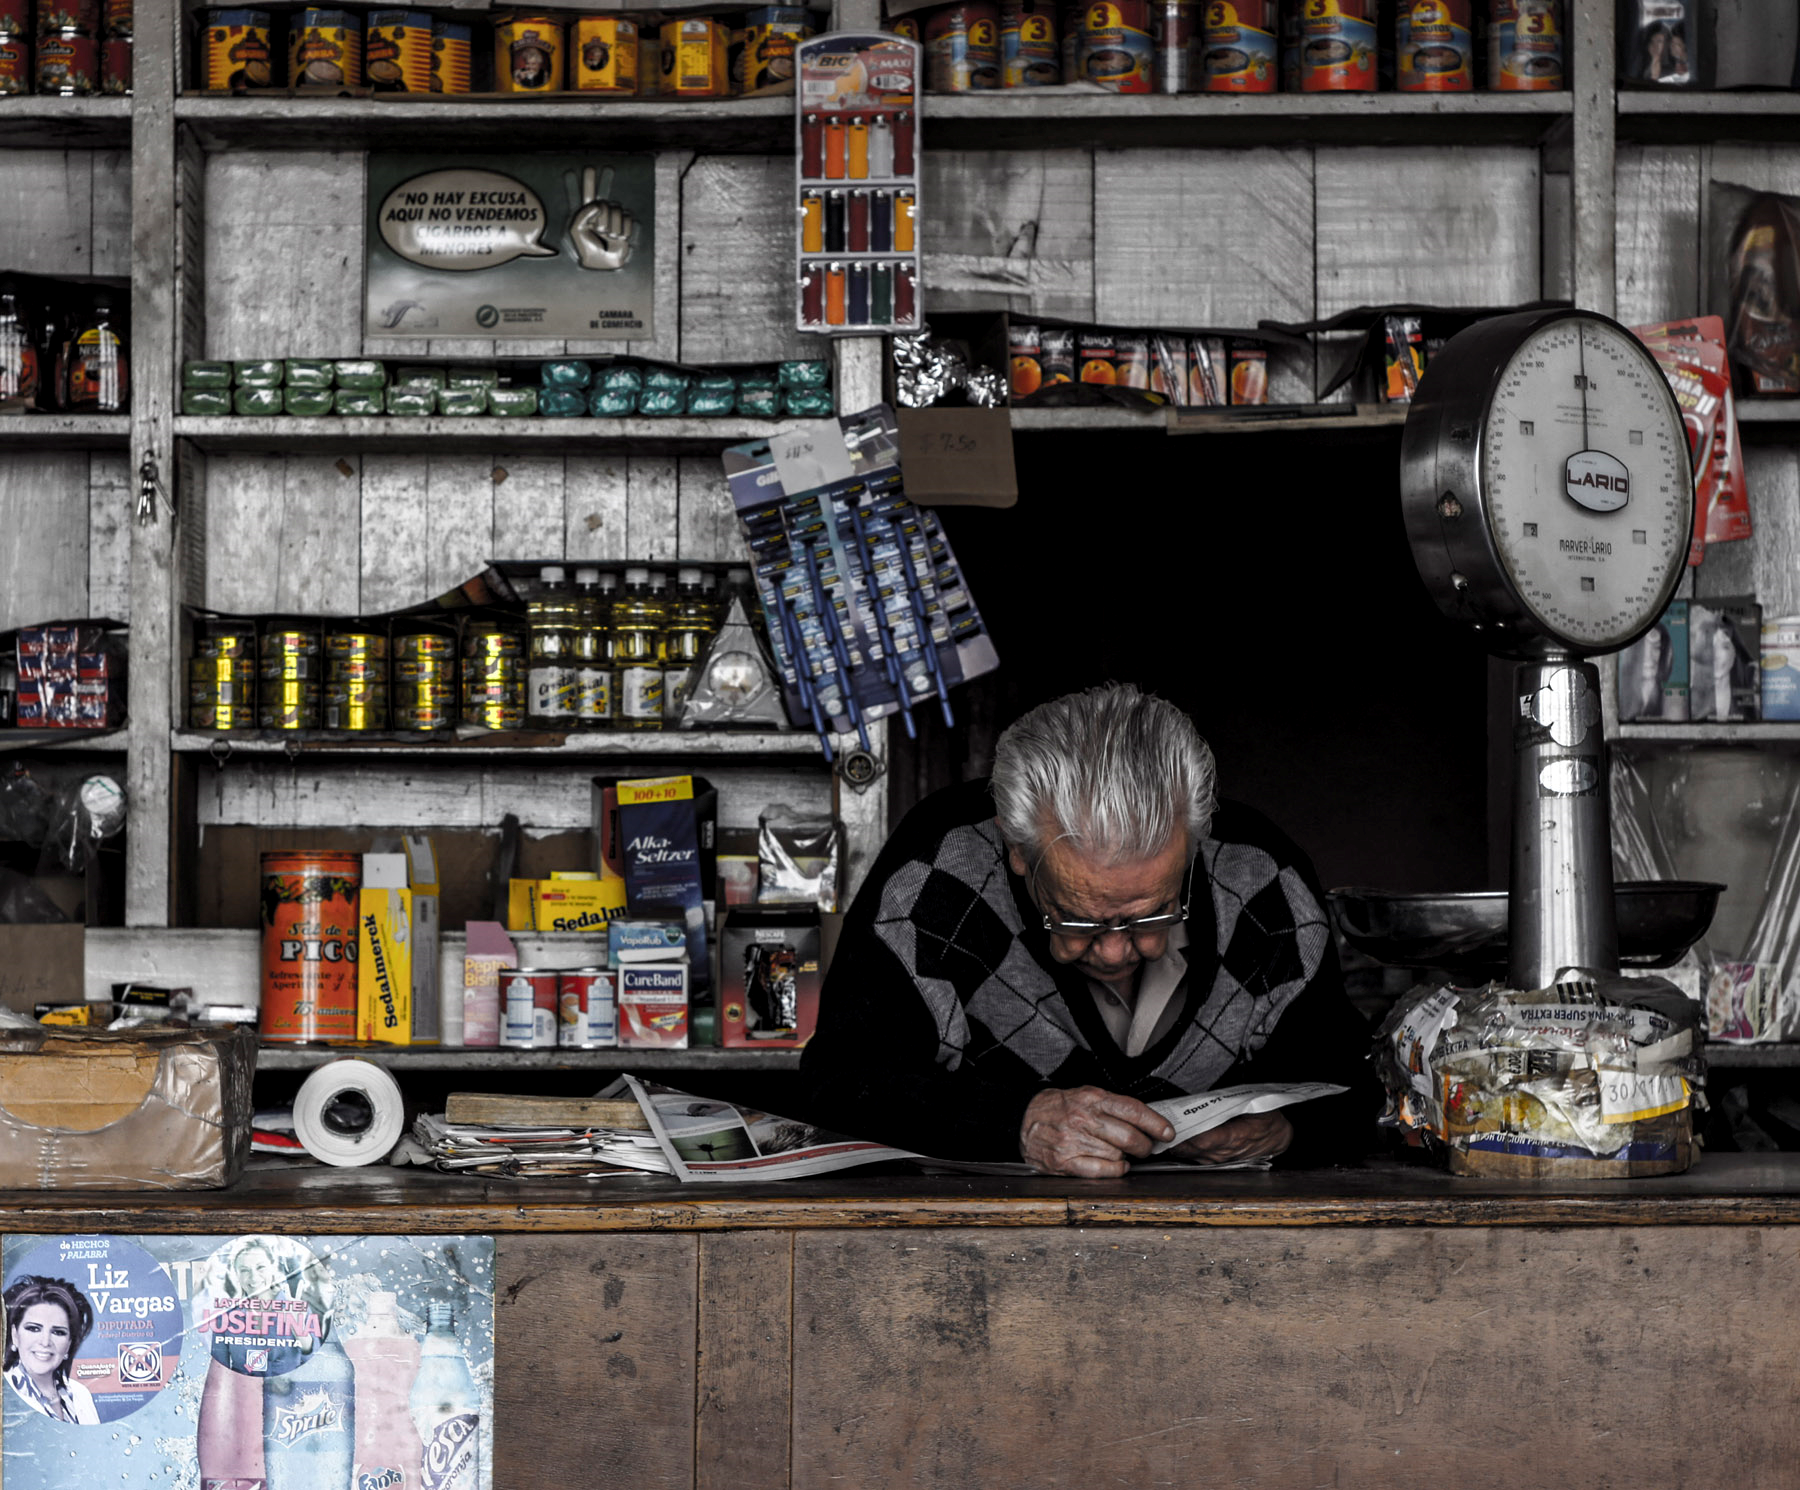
[1020,1086,1176,1178]
[1167,1111,1293,1165]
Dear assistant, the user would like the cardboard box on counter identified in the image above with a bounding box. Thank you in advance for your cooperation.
[0,1024,255,1189]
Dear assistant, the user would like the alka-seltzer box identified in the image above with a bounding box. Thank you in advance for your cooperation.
[1618,600,1689,722]
[1689,596,1762,722]
[357,835,441,1044]
[617,963,689,1048]
[1763,616,1800,722]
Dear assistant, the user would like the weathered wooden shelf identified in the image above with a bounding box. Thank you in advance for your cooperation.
[0,96,133,150]
[173,415,803,455]
[0,414,130,450]
[1734,399,1800,430]
[1706,1042,1800,1069]
[0,727,127,754]
[1616,90,1800,144]
[923,89,1574,151]
[255,1044,801,1072]
[1008,405,1408,435]
[176,93,793,153]
[1616,722,1800,743]
[170,727,821,756]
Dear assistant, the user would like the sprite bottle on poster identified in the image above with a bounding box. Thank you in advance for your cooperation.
[261,1316,355,1490]
[409,1303,479,1490]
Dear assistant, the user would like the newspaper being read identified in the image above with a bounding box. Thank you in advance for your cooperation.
[625,1077,1347,1183]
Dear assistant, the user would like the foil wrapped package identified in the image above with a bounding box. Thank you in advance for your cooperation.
[758,806,841,914]
[0,1024,255,1189]
[1374,976,1702,1178]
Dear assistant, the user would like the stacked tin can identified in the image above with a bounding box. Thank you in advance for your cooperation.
[33,0,100,95]
[259,623,321,730]
[0,0,27,94]
[325,629,388,730]
[189,623,256,731]
[99,0,127,92]
[461,621,525,731]
[394,627,457,732]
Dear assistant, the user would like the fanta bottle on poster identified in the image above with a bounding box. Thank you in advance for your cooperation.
[347,1292,424,1490]
[262,1318,356,1490]
[409,1304,479,1490]
[198,1354,267,1490]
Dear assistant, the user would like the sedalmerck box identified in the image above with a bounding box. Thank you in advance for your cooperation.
[358,836,441,1044]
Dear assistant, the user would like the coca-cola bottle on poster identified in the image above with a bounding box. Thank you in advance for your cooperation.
[409,1303,479,1490]
[346,1291,424,1490]
[262,1315,356,1490]
[198,1353,267,1490]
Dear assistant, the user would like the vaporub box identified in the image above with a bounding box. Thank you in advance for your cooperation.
[617,963,689,1048]
[718,909,820,1047]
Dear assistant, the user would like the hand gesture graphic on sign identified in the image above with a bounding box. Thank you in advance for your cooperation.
[567,165,638,270]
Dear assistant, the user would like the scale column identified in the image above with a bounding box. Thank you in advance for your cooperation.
[1508,657,1620,989]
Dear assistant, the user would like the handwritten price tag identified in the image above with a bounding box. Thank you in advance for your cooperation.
[770,422,855,495]
[893,408,1018,507]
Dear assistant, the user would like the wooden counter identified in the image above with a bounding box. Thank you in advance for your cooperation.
[4,1154,1798,1487]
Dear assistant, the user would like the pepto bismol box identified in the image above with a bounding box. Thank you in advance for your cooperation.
[618,963,688,1048]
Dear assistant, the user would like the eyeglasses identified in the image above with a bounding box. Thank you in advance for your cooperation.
[1034,854,1195,943]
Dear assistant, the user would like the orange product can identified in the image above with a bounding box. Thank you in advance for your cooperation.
[494,11,564,92]
[260,850,361,1043]
[659,17,727,96]
[292,7,361,86]
[1299,0,1374,91]
[365,9,431,92]
[1395,0,1469,90]
[574,14,637,91]
[202,9,272,90]
[429,19,470,91]
[1200,0,1276,91]
[1009,321,1043,397]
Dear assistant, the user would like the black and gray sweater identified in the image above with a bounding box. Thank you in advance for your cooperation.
[799,779,1381,1163]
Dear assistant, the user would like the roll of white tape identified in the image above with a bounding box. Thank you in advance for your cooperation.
[292,1059,406,1167]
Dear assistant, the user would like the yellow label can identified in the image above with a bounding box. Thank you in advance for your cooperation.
[365,8,430,91]
[493,11,564,91]
[573,14,636,92]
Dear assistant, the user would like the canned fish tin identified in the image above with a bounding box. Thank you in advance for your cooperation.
[1149,0,1195,90]
[329,658,388,686]
[259,654,323,683]
[1001,0,1058,84]
[392,700,455,731]
[325,687,387,731]
[925,2,999,91]
[0,35,25,92]
[189,702,255,730]
[1200,0,1275,89]
[1299,0,1375,90]
[396,629,456,659]
[204,9,272,89]
[430,18,469,91]
[196,626,255,658]
[100,34,129,90]
[262,626,321,658]
[1396,0,1468,89]
[37,30,97,93]
[573,14,636,91]
[291,7,359,85]
[395,655,455,681]
[493,12,563,92]
[502,968,560,1048]
[1081,0,1152,91]
[659,17,727,96]
[260,850,361,1043]
[189,676,254,708]
[463,623,524,659]
[365,9,430,91]
[327,630,389,660]
[1488,0,1560,90]
[191,655,256,684]
[260,681,320,728]
[37,0,95,34]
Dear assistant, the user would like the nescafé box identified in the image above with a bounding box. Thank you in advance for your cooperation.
[718,909,820,1047]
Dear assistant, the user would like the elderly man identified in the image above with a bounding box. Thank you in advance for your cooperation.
[799,683,1380,1175]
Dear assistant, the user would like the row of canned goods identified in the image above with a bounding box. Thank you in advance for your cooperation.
[903,0,1561,94]
[0,0,130,37]
[500,967,618,1049]
[0,27,130,94]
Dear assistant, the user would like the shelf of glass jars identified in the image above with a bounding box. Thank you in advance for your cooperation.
[0,413,130,450]
[1615,90,1800,145]
[0,96,132,150]
[254,1043,801,1071]
[0,726,127,754]
[170,726,823,757]
[172,414,808,456]
[174,92,793,154]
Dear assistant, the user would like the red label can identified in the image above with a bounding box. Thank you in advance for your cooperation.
[1299,0,1375,91]
[1200,0,1276,90]
[102,0,130,36]
[558,967,616,1048]
[36,0,95,34]
[502,969,560,1048]
[0,0,27,36]
[260,851,361,1042]
[101,34,130,91]
[36,29,97,93]
[1395,0,1470,91]
[0,35,28,93]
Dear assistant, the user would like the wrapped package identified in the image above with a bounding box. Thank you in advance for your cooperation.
[1374,976,1702,1177]
[757,806,841,914]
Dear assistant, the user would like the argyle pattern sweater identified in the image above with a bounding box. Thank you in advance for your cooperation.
[799,779,1381,1163]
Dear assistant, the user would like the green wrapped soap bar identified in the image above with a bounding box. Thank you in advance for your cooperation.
[438,388,487,417]
[735,367,778,392]
[234,360,284,389]
[688,387,736,416]
[778,360,830,389]
[334,360,388,391]
[735,386,780,417]
[638,387,688,417]
[181,388,232,415]
[334,389,383,416]
[284,359,335,390]
[448,368,500,390]
[183,360,232,389]
[587,388,637,417]
[539,387,588,418]
[394,366,447,390]
[283,388,334,417]
[782,388,835,416]
[597,364,644,395]
[643,365,690,393]
[233,386,284,415]
[386,387,436,416]
[541,361,592,389]
[486,387,539,417]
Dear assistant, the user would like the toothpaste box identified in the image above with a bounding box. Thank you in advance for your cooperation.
[617,963,689,1048]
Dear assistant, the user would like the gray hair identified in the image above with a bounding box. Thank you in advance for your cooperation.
[991,683,1217,866]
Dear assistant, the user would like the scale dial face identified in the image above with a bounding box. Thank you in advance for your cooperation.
[1478,316,1691,652]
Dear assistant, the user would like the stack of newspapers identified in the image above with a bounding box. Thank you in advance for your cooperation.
[413,1094,671,1178]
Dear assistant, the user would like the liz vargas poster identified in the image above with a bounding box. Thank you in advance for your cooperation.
[364,152,655,341]
[0,1233,494,1490]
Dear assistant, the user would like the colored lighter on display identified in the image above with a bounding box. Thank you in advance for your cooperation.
[795,31,922,334]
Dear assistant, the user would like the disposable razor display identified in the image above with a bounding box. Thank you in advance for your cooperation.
[721,404,996,750]
[795,32,922,334]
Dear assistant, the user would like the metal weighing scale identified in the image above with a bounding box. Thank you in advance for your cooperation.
[1397,307,1696,991]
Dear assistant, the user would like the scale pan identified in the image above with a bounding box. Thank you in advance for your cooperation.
[1327,881,1725,977]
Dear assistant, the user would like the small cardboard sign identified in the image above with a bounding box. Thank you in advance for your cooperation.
[771,422,855,495]
[894,408,1018,507]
